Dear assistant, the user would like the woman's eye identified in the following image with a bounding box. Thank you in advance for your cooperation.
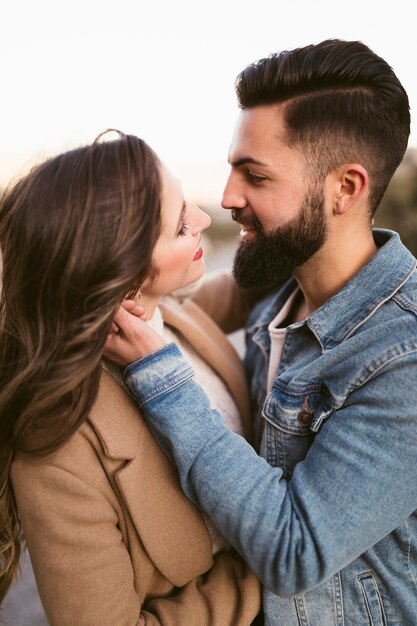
[178,217,191,236]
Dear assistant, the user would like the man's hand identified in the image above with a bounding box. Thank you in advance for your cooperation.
[103,300,166,367]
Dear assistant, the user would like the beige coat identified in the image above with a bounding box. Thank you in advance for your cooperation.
[11,296,261,626]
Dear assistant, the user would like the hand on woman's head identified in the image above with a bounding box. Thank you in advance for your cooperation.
[103,300,166,367]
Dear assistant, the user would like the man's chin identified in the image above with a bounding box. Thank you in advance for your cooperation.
[232,239,293,288]
[233,270,290,290]
[232,259,290,289]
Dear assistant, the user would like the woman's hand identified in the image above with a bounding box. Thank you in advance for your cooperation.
[103,300,166,367]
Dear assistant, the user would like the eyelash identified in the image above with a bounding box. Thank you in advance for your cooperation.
[246,171,267,185]
[178,217,191,236]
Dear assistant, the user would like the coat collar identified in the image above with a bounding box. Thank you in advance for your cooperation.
[89,370,213,586]
[90,369,142,459]
[89,297,254,584]
[160,296,253,442]
[95,295,253,454]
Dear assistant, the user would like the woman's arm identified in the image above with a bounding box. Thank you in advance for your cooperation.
[11,438,260,625]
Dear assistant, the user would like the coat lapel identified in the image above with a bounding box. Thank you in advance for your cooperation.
[90,298,252,585]
[160,297,253,442]
[90,370,213,586]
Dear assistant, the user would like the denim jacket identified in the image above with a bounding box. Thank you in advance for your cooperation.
[126,230,417,625]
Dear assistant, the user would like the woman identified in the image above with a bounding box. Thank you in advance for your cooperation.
[0,131,261,625]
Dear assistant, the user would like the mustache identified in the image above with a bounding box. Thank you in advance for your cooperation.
[231,209,263,233]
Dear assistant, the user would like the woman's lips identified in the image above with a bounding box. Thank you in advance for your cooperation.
[193,247,203,261]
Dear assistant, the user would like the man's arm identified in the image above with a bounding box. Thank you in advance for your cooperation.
[125,343,417,597]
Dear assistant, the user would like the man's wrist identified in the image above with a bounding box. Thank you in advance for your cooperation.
[124,343,194,407]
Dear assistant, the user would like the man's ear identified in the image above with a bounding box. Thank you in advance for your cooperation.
[331,163,368,215]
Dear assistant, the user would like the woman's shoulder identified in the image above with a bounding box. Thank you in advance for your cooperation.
[88,368,145,459]
[12,370,145,479]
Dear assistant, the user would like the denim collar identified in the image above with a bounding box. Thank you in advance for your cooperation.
[247,229,416,350]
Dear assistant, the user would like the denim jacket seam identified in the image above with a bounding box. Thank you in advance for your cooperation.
[349,346,417,392]
[274,382,323,395]
[123,342,178,376]
[339,270,415,343]
[393,293,417,316]
[405,519,417,588]
[131,369,194,408]
[308,258,416,347]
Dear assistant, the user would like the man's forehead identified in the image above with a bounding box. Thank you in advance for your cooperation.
[227,107,287,165]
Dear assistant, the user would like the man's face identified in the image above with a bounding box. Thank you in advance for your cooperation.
[222,104,328,287]
[231,184,327,288]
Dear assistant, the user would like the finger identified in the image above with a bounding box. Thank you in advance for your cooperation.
[113,303,147,333]
[113,304,135,329]
[103,331,118,354]
[122,299,137,311]
[122,299,147,319]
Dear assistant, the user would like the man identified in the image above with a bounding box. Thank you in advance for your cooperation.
[106,40,417,624]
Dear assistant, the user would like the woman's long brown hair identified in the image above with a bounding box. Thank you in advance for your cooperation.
[0,131,161,601]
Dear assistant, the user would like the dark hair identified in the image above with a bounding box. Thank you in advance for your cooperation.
[236,39,411,213]
[0,130,161,600]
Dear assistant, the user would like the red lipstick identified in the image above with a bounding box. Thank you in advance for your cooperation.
[193,247,203,261]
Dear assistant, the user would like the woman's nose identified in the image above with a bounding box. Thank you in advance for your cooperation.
[191,204,211,234]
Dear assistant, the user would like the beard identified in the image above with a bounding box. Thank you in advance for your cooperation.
[232,185,327,289]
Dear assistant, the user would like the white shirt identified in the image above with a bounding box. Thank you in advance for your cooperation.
[267,289,300,392]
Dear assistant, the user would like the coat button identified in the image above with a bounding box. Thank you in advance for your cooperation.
[297,410,313,427]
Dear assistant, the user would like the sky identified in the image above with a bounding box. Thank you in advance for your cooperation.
[1,0,415,205]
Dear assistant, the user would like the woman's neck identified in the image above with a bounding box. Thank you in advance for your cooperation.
[135,293,161,321]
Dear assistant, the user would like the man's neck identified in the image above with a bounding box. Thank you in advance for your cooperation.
[292,228,378,319]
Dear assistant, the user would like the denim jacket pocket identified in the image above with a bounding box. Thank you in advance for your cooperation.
[261,384,335,475]
[263,383,335,434]
[358,571,387,626]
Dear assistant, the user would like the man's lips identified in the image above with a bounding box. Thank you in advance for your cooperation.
[239,225,257,240]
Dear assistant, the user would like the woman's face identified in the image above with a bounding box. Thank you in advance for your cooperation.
[142,163,211,297]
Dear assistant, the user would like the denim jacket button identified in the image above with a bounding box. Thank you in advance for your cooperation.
[297,409,313,427]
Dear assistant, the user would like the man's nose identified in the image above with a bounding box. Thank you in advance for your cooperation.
[221,176,247,211]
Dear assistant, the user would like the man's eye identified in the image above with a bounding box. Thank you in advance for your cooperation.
[178,217,190,236]
[246,171,266,184]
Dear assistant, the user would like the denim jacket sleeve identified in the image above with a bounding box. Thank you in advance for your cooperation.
[125,343,417,598]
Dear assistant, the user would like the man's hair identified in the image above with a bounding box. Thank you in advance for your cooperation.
[236,39,410,214]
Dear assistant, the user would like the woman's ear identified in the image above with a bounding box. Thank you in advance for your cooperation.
[331,163,369,216]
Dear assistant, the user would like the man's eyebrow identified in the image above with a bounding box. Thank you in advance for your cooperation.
[229,156,268,167]
[175,201,187,232]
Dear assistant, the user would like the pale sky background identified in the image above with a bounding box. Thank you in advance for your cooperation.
[1,0,415,205]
